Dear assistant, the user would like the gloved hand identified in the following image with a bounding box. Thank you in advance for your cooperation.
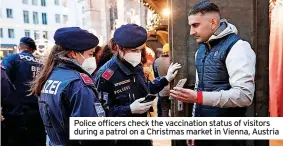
[166,62,182,82]
[130,98,155,114]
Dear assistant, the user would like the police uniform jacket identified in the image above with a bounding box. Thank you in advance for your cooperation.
[1,50,42,114]
[39,57,106,146]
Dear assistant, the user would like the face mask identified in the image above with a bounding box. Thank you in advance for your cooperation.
[79,53,97,74]
[123,52,141,67]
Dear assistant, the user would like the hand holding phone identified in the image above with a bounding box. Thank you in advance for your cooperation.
[141,94,156,103]
[130,98,154,114]
[169,78,187,100]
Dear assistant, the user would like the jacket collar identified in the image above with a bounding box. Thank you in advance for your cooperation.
[21,50,33,54]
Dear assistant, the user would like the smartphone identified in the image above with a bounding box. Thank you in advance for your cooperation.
[169,78,187,100]
[141,94,156,103]
[175,78,187,88]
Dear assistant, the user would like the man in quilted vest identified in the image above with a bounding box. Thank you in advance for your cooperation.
[170,1,256,146]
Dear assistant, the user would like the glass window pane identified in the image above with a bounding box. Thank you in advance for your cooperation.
[55,14,60,23]
[8,29,15,38]
[6,9,13,18]
[24,30,30,37]
[32,0,38,5]
[42,13,47,25]
[41,0,46,6]
[23,10,29,23]
[33,12,39,24]
[34,30,40,40]
[22,0,28,4]
[0,28,3,38]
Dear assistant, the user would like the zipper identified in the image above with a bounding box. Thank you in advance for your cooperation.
[133,77,135,101]
[129,76,136,103]
[201,43,211,89]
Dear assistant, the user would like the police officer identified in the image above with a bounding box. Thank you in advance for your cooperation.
[1,37,45,145]
[93,24,181,146]
[30,27,108,146]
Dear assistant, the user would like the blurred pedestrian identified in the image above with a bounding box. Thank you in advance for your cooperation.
[153,43,171,117]
[96,38,118,70]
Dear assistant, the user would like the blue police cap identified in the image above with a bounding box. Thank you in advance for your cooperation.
[114,24,147,49]
[54,27,99,51]
[20,37,36,50]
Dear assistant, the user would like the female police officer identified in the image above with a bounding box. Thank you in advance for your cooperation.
[30,27,107,146]
[93,24,181,146]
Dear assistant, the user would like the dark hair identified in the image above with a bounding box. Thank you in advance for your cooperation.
[30,45,70,96]
[141,48,147,64]
[19,44,35,52]
[96,38,118,69]
[97,44,114,69]
[94,46,102,57]
[189,1,220,16]
[108,38,117,53]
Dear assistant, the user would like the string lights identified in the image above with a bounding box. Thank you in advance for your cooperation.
[140,0,163,30]
[140,0,155,12]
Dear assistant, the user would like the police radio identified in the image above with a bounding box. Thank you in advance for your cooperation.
[99,92,109,115]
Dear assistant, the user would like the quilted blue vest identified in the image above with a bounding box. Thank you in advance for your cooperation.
[195,33,247,117]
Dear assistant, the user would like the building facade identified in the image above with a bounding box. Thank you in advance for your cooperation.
[75,0,148,46]
[0,0,154,58]
[0,0,76,57]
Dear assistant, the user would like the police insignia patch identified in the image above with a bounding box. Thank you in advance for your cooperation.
[102,69,114,80]
[94,103,105,117]
[103,92,108,103]
[114,79,131,87]
[79,73,94,85]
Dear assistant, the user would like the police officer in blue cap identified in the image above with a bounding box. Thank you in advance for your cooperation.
[1,37,45,145]
[30,27,108,146]
[93,24,181,146]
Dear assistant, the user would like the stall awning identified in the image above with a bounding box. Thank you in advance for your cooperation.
[0,44,17,50]
[1,44,17,47]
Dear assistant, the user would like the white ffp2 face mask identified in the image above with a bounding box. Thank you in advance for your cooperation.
[79,53,97,75]
[123,52,141,67]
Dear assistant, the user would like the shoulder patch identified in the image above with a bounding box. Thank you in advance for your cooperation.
[79,73,94,85]
[102,69,114,81]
